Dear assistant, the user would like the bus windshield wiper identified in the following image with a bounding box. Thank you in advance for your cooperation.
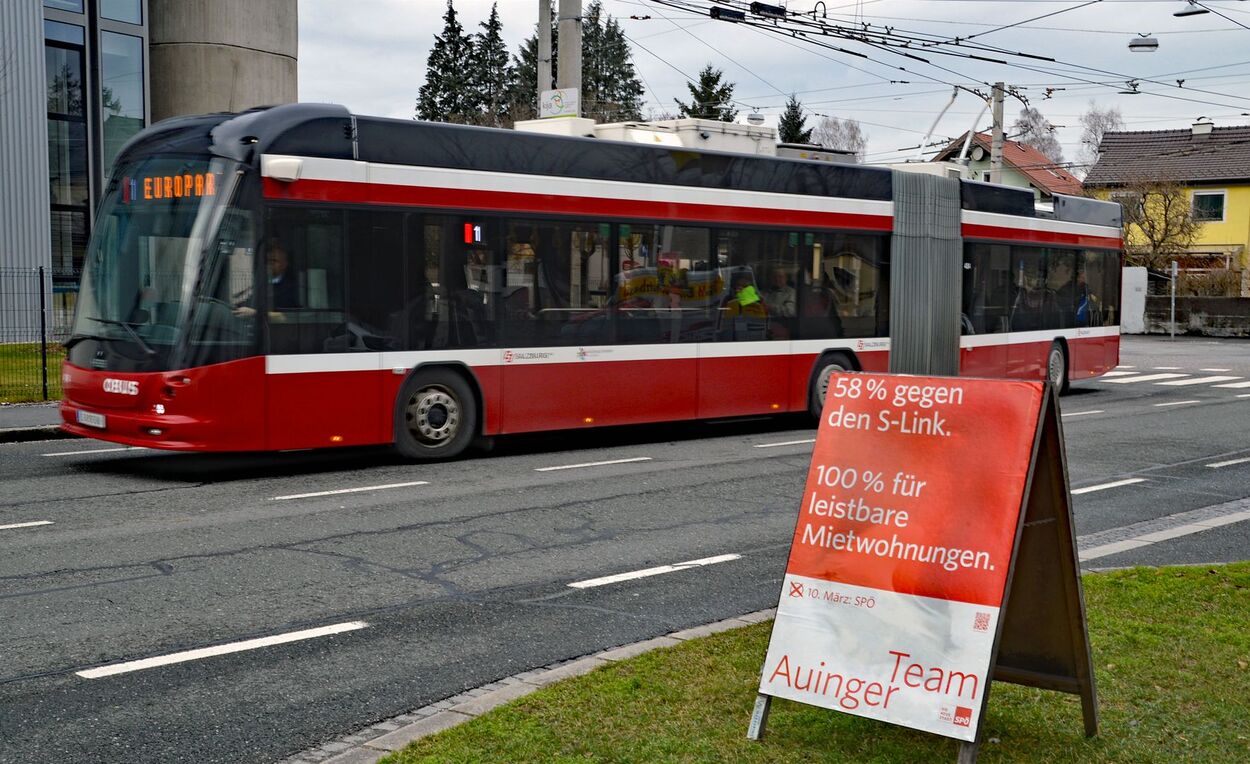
[63,331,109,350]
[87,316,156,357]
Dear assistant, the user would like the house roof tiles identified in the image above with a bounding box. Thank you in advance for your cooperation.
[1084,125,1250,186]
[934,132,1083,197]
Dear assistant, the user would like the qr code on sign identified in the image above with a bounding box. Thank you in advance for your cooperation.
[973,612,991,632]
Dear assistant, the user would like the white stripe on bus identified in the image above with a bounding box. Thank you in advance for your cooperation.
[267,155,896,220]
[960,209,1122,240]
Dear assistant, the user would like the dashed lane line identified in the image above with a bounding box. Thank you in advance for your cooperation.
[76,621,370,679]
[754,438,817,448]
[1200,368,1232,372]
[1102,373,1188,384]
[0,520,54,531]
[1156,375,1242,386]
[1071,478,1147,495]
[1214,381,1250,389]
[1100,371,1139,378]
[1152,366,1183,370]
[1207,456,1250,469]
[42,446,146,457]
[1154,400,1201,408]
[568,554,741,589]
[535,457,653,472]
[270,482,429,501]
[1062,410,1103,418]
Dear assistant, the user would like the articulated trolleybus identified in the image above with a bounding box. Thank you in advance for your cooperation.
[62,104,1122,459]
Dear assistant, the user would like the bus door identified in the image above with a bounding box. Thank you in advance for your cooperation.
[497,219,698,431]
[263,208,384,449]
[960,244,1011,377]
[698,229,796,418]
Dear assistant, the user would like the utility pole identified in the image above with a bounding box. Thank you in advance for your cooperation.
[989,82,1005,185]
[557,0,582,117]
[537,0,552,102]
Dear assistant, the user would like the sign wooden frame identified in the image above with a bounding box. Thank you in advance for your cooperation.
[749,381,1098,762]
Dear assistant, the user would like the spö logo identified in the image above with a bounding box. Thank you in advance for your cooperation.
[953,706,973,727]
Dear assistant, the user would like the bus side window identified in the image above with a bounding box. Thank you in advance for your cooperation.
[962,243,1011,335]
[264,207,348,355]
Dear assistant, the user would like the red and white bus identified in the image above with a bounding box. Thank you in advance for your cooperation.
[60,104,1122,458]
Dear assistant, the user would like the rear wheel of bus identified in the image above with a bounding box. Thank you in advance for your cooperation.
[394,368,477,460]
[1047,341,1070,395]
[809,352,856,419]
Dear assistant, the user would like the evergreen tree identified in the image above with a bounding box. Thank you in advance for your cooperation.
[777,94,812,144]
[582,1,644,122]
[467,3,516,127]
[509,1,643,124]
[675,65,738,122]
[510,3,557,122]
[416,1,474,123]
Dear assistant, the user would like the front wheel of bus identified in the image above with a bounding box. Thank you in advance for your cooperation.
[1047,341,1070,395]
[394,369,477,460]
[809,354,854,419]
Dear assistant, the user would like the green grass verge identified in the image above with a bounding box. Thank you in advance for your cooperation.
[0,343,64,403]
[385,563,1250,763]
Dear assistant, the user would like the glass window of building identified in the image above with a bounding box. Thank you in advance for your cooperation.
[101,31,145,170]
[101,0,142,24]
[46,23,90,277]
[44,0,85,13]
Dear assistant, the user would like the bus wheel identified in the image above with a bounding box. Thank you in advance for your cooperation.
[394,369,477,460]
[1047,342,1070,395]
[809,353,854,419]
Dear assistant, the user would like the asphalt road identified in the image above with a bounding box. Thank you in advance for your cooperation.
[1,335,1247,763]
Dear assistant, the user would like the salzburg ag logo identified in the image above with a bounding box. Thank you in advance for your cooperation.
[102,378,139,396]
[953,706,973,727]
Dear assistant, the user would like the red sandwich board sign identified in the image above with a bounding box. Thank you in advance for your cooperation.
[748,373,1097,762]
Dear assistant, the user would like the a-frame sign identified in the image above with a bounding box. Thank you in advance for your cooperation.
[748,374,1096,762]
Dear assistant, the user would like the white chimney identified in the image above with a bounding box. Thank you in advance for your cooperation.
[1192,119,1214,137]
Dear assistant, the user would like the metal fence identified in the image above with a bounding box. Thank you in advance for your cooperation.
[0,267,76,403]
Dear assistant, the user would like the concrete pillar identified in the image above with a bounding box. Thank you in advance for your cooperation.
[148,0,297,122]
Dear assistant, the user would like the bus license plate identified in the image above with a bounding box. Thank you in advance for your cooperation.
[76,410,106,429]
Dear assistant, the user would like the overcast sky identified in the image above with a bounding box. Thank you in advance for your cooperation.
[299,0,1250,168]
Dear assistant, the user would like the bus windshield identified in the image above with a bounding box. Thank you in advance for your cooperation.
[69,156,258,371]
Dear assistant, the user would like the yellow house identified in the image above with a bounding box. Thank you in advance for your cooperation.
[1084,122,1250,295]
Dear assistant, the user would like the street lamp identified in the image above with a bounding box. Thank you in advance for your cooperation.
[1174,0,1209,17]
[1128,34,1159,52]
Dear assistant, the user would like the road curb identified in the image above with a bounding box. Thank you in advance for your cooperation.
[0,425,75,444]
[278,608,778,764]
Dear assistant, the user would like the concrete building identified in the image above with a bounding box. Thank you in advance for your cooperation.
[0,0,295,335]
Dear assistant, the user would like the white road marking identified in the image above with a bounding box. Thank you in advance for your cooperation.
[270,482,428,501]
[76,621,370,679]
[568,553,741,589]
[42,446,146,457]
[1238,394,1250,399]
[1101,373,1188,384]
[1062,410,1104,418]
[1200,368,1232,372]
[1152,366,1183,370]
[1156,375,1241,386]
[0,520,54,531]
[1081,510,1250,561]
[1115,365,1135,369]
[754,438,817,448]
[535,457,653,472]
[1207,456,1250,469]
[1100,371,1139,378]
[1071,478,1147,495]
[1214,381,1250,389]
[1154,400,1201,408]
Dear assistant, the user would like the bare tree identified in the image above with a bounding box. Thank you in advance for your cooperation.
[812,116,866,160]
[1012,106,1063,163]
[1075,101,1124,175]
[1117,178,1203,269]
